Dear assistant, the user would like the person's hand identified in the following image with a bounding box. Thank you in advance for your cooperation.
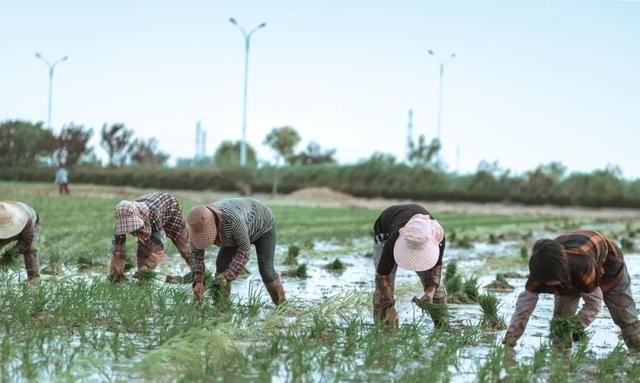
[193,281,205,301]
[414,286,436,305]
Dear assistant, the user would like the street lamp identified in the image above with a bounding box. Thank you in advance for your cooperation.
[35,53,68,131]
[428,50,455,139]
[229,17,267,167]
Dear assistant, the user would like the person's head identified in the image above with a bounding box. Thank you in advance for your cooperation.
[187,205,217,250]
[114,200,150,240]
[393,214,444,271]
[529,239,570,287]
[0,202,29,240]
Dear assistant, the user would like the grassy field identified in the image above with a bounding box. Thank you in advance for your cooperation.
[1,182,639,382]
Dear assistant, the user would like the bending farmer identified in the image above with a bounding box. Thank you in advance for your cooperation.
[109,192,192,281]
[0,201,41,280]
[503,230,640,352]
[373,204,446,326]
[187,198,286,305]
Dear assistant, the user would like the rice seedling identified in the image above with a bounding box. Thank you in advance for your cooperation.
[520,245,529,260]
[549,315,588,348]
[620,237,635,252]
[323,258,346,272]
[283,244,300,265]
[484,273,515,291]
[478,294,506,330]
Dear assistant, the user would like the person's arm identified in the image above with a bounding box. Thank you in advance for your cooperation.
[109,234,128,281]
[224,224,252,281]
[577,287,603,328]
[503,290,539,346]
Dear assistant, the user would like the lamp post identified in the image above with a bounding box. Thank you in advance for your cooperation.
[35,53,68,131]
[229,17,267,167]
[428,50,455,139]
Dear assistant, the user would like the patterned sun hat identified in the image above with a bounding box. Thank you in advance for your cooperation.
[393,214,444,271]
[0,201,29,239]
[114,200,145,235]
[187,205,217,250]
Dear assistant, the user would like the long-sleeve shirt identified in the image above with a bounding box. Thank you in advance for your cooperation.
[193,198,274,282]
[114,192,185,245]
[373,204,446,288]
[505,230,624,343]
[0,203,40,279]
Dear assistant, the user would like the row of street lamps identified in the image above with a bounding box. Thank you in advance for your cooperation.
[35,21,454,166]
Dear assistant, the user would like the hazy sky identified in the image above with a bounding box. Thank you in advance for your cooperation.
[2,0,639,177]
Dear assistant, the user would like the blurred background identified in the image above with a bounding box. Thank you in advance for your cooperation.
[1,0,639,206]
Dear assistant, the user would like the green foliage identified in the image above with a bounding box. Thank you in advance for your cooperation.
[288,142,337,165]
[295,263,308,278]
[520,245,529,260]
[129,138,169,166]
[263,126,301,164]
[417,302,449,329]
[0,120,56,166]
[620,237,635,252]
[100,123,134,167]
[407,135,442,170]
[213,140,257,168]
[463,275,479,302]
[324,258,346,272]
[55,123,93,167]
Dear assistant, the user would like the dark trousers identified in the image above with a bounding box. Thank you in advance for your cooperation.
[216,226,278,283]
[58,183,70,195]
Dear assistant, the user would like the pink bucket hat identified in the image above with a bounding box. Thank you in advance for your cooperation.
[187,205,217,250]
[393,214,444,271]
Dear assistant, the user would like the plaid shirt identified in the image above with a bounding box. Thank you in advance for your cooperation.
[114,192,185,244]
[526,230,625,294]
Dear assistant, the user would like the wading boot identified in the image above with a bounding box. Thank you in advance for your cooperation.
[621,321,640,353]
[265,277,287,305]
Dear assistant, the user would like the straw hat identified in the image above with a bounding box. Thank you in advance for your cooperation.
[187,205,217,250]
[393,214,444,271]
[0,202,30,239]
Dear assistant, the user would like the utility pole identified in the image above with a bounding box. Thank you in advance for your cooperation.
[35,53,68,131]
[407,109,414,160]
[427,50,455,140]
[229,18,267,167]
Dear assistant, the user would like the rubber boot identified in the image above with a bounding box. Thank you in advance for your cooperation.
[264,277,287,305]
[621,321,640,353]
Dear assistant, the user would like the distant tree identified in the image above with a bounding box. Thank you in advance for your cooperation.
[407,135,442,169]
[100,123,134,167]
[175,156,215,167]
[289,142,337,165]
[129,138,169,166]
[0,120,56,166]
[213,140,257,168]
[264,126,301,165]
[55,123,93,167]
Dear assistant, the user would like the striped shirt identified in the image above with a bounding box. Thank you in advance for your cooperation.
[208,198,274,281]
[526,230,625,294]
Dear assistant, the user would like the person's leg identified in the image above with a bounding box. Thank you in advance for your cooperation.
[553,294,580,318]
[603,266,640,351]
[372,238,398,325]
[255,226,286,304]
[64,183,70,195]
[21,221,41,280]
[58,184,63,195]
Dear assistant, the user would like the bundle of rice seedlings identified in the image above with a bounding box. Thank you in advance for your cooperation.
[445,261,458,282]
[484,273,515,291]
[550,315,587,347]
[0,246,20,268]
[283,244,300,265]
[463,275,480,302]
[295,263,309,278]
[478,294,506,330]
[413,299,449,329]
[324,258,346,271]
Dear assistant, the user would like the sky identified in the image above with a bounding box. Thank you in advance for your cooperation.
[1,0,639,178]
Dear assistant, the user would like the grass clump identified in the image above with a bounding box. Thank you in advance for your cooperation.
[0,246,20,268]
[484,273,515,291]
[324,258,346,272]
[620,237,635,252]
[282,263,309,279]
[550,315,587,347]
[414,301,449,329]
[444,261,479,304]
[520,245,529,260]
[478,294,506,330]
[283,244,300,265]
